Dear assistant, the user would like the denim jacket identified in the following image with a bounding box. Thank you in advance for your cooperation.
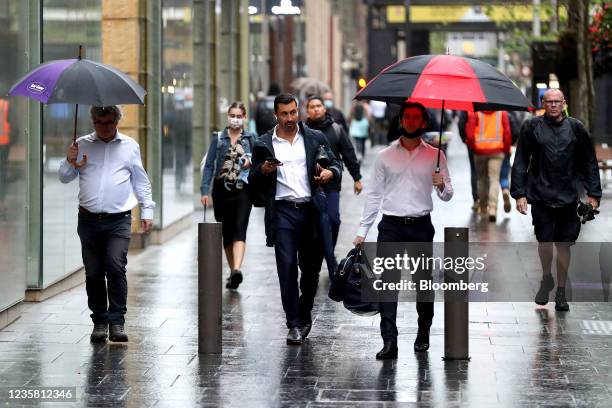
[200,128,256,195]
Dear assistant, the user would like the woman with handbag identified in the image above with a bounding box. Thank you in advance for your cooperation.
[200,102,256,289]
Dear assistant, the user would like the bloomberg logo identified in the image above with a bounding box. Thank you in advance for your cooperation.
[28,82,46,94]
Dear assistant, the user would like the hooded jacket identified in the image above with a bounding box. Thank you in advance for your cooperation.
[510,115,601,207]
[306,112,361,191]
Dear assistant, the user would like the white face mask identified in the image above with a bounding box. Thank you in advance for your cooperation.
[228,117,243,128]
[324,100,333,109]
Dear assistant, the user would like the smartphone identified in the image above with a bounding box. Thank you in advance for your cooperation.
[266,157,282,165]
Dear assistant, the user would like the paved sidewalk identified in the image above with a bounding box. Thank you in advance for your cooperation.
[1,131,611,407]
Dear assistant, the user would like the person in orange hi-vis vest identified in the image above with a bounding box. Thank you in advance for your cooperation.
[0,98,11,218]
[466,110,512,222]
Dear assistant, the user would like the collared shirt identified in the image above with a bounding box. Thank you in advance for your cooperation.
[272,126,311,201]
[357,139,453,238]
[58,131,155,219]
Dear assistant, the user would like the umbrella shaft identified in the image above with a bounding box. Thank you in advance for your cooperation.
[72,104,79,144]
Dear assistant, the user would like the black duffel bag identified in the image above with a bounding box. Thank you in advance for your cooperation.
[329,246,379,316]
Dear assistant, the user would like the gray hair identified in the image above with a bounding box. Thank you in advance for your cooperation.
[90,105,123,122]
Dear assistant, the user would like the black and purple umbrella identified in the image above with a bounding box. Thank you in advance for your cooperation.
[356,54,532,169]
[8,46,145,147]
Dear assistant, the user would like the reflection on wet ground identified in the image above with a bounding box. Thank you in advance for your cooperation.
[1,136,611,406]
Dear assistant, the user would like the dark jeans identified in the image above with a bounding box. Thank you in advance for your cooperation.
[499,152,511,190]
[77,211,131,325]
[377,215,435,341]
[325,190,341,249]
[467,149,478,201]
[353,137,366,157]
[274,201,324,328]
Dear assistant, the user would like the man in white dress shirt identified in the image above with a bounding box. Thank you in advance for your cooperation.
[249,94,342,345]
[354,102,453,359]
[59,106,155,343]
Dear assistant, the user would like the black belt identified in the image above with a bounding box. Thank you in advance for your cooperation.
[79,206,131,220]
[277,200,312,209]
[383,213,430,225]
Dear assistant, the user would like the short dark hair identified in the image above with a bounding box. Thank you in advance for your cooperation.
[90,105,122,122]
[306,95,324,109]
[228,101,247,116]
[400,101,429,124]
[274,93,298,112]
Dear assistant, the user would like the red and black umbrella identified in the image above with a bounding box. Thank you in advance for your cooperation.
[355,54,532,169]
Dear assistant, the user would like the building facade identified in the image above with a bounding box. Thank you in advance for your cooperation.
[0,0,249,327]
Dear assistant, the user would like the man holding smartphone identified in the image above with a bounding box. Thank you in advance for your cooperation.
[249,93,342,345]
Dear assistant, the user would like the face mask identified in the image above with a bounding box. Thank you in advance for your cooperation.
[400,126,425,139]
[228,117,243,128]
[324,100,333,109]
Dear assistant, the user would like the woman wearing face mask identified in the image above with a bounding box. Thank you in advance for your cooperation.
[200,102,256,289]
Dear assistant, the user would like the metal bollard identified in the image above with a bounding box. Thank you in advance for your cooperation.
[198,220,223,354]
[443,227,470,360]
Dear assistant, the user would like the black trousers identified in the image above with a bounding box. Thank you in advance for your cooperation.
[377,215,435,341]
[467,149,478,201]
[274,201,324,329]
[77,211,131,325]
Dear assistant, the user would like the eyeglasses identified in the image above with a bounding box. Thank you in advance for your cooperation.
[94,119,116,126]
[543,100,564,106]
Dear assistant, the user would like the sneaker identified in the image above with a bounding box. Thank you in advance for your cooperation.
[90,323,108,343]
[535,274,555,305]
[109,324,128,342]
[555,288,570,312]
[502,189,511,213]
[225,270,243,290]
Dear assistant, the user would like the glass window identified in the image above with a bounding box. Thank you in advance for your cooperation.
[0,1,29,309]
[161,0,194,227]
[41,0,102,286]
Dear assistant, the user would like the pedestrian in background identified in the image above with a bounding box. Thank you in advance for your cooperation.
[511,89,601,312]
[254,82,281,136]
[349,101,370,159]
[466,110,512,222]
[322,91,348,133]
[369,100,387,145]
[200,102,256,290]
[59,106,155,343]
[305,95,363,250]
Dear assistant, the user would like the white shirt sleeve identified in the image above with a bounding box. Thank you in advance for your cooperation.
[58,159,78,184]
[130,144,156,220]
[435,151,453,202]
[357,156,385,238]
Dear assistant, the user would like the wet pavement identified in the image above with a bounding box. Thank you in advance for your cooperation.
[1,129,612,407]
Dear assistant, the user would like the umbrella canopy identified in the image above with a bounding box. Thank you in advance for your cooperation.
[9,58,145,106]
[291,77,330,97]
[355,54,531,112]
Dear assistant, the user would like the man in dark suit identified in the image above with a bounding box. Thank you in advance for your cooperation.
[249,93,342,345]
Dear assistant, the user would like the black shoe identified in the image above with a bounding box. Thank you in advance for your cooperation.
[414,328,430,352]
[286,327,302,345]
[535,274,555,305]
[300,322,312,339]
[90,323,108,343]
[109,324,128,342]
[376,340,398,360]
[225,270,243,289]
[555,288,570,312]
